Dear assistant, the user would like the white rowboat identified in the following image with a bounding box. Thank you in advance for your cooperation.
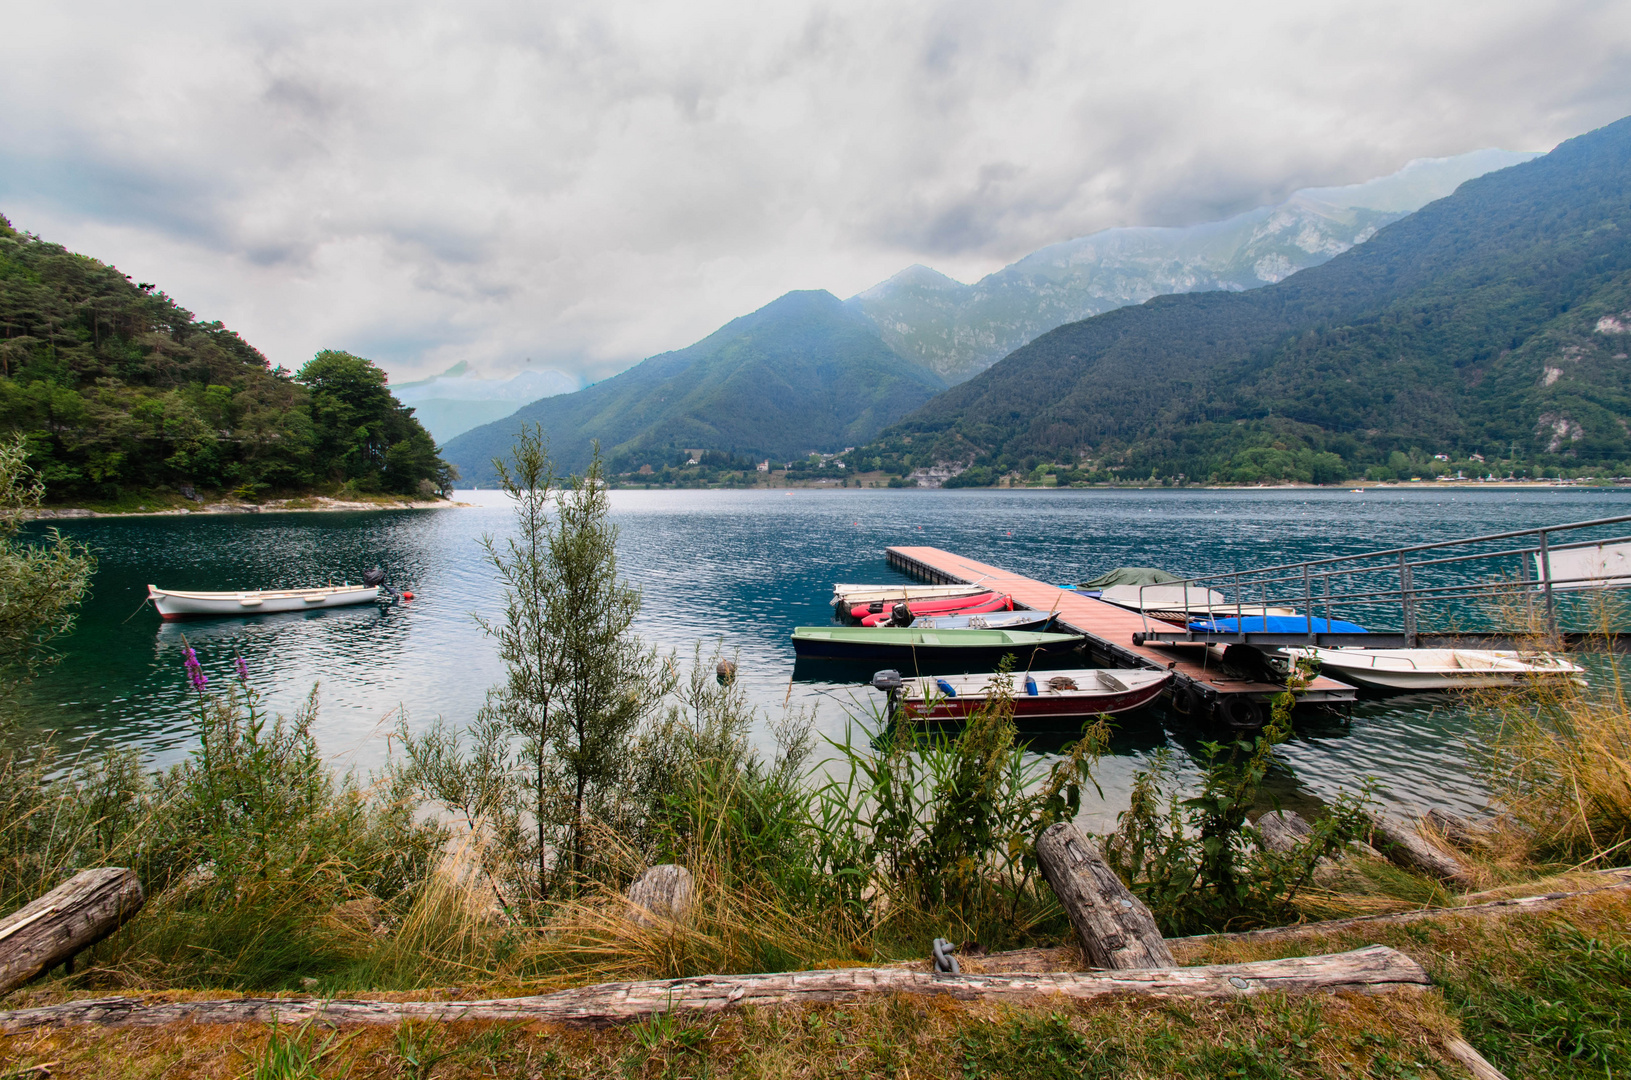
[148,584,381,620]
[1285,646,1585,691]
[831,582,990,608]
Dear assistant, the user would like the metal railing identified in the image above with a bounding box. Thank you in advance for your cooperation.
[1128,514,1631,649]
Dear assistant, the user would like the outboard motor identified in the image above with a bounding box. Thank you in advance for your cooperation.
[871,669,903,720]
[362,567,396,600]
[886,602,915,627]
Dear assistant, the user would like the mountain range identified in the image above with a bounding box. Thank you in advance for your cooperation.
[858,116,1631,484]
[845,149,1536,383]
[444,290,946,481]
[443,149,1533,478]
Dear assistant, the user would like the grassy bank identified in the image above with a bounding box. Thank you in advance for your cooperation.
[3,887,1627,1078]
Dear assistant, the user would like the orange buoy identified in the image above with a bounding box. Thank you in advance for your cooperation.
[402,591,415,601]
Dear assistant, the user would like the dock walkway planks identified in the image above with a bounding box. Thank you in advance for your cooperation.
[885,546,1356,726]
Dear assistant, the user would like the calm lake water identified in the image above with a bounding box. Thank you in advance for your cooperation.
[23,486,1631,827]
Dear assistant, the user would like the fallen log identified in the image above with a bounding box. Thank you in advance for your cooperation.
[1444,1036,1510,1080]
[0,869,144,997]
[1367,813,1473,885]
[1424,809,1488,851]
[1255,810,1312,855]
[0,945,1427,1030]
[1035,822,1175,969]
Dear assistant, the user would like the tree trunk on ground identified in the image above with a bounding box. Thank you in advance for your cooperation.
[1367,813,1473,885]
[1256,810,1313,854]
[0,946,1428,1030]
[1035,821,1175,970]
[0,869,144,997]
[1425,809,1485,850]
[1444,1036,1511,1080]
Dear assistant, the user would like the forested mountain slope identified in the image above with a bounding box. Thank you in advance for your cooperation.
[443,290,946,482]
[860,116,1631,484]
[0,215,450,500]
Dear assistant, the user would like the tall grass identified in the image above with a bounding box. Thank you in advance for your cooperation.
[1478,601,1631,867]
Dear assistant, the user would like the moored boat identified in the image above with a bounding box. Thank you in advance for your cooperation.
[873,667,1171,721]
[148,582,383,620]
[855,591,1011,625]
[1283,646,1585,691]
[790,626,1081,662]
[908,610,1059,631]
[832,582,991,609]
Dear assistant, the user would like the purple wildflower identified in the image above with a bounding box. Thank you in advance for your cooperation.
[183,647,208,692]
[234,656,248,683]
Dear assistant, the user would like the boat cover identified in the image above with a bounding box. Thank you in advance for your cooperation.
[1077,566,1183,589]
[1189,615,1370,634]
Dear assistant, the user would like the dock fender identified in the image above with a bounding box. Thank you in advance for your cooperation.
[1171,680,1202,717]
[1219,695,1266,731]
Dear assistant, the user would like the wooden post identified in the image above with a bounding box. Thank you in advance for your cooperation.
[1035,822,1175,970]
[0,868,144,996]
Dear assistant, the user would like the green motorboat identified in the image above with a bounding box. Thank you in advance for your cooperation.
[790,626,1083,663]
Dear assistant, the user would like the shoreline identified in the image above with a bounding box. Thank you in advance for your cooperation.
[28,495,473,519]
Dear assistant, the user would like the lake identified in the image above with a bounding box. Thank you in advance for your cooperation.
[23,486,1631,828]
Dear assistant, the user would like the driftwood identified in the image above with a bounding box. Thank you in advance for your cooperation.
[1367,813,1472,885]
[1036,822,1175,969]
[0,869,144,997]
[0,946,1427,1031]
[1256,810,1313,854]
[1444,1036,1510,1080]
[625,865,694,928]
[1424,809,1488,851]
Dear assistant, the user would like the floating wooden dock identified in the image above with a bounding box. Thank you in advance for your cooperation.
[885,546,1357,726]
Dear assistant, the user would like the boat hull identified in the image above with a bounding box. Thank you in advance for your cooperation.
[148,584,381,620]
[1286,647,1585,691]
[790,627,1081,662]
[897,669,1170,721]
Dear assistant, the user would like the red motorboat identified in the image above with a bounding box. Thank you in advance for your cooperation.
[856,591,1012,626]
[875,667,1171,721]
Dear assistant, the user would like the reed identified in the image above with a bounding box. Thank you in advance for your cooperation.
[1477,593,1631,867]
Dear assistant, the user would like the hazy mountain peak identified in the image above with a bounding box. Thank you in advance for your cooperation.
[849,147,1541,382]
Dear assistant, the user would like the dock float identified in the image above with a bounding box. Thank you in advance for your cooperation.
[885,546,1357,727]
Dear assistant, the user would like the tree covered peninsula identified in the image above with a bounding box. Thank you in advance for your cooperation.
[0,214,452,506]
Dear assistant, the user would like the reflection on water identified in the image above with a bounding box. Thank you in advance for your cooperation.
[23,486,1631,821]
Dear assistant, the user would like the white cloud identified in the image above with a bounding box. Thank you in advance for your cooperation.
[3,0,1629,383]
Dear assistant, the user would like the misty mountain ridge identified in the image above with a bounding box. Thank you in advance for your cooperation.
[442,289,946,483]
[392,363,580,443]
[858,117,1631,484]
[847,148,1538,382]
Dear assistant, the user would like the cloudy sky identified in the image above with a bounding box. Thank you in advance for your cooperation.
[4,0,1629,385]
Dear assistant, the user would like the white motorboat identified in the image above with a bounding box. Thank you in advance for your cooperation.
[148,583,381,620]
[1284,646,1585,691]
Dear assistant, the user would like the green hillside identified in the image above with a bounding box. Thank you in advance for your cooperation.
[0,215,451,502]
[854,116,1631,485]
[443,290,947,483]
